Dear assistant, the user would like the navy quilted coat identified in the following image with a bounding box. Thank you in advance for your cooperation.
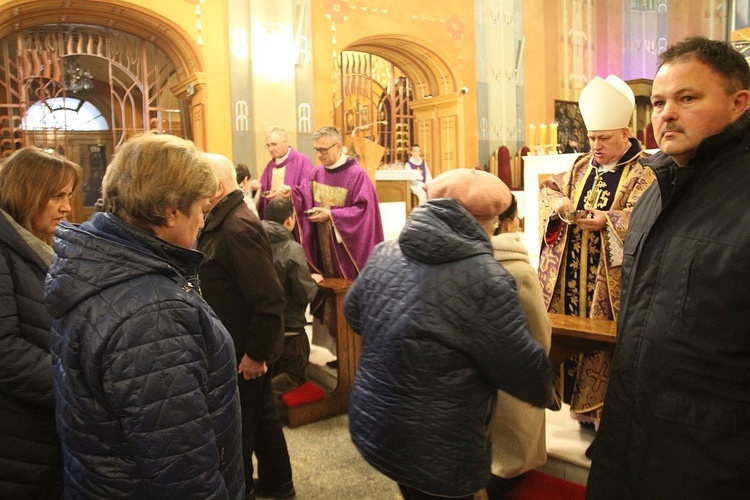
[46,213,244,499]
[0,211,61,499]
[345,198,555,497]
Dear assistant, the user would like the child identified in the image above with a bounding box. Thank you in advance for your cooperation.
[262,197,322,401]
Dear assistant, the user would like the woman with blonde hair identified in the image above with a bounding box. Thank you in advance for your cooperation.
[0,146,81,499]
[46,133,245,498]
[486,193,552,498]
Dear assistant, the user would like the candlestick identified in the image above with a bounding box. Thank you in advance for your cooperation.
[550,122,558,150]
[528,124,536,148]
[539,123,547,149]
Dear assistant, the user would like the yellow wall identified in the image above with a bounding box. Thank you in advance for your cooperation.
[522,0,729,138]
[0,0,734,168]
[0,0,233,157]
[523,0,559,132]
[119,0,233,157]
[310,0,478,169]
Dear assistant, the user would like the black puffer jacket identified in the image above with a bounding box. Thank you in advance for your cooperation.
[587,111,750,499]
[261,220,318,331]
[345,199,555,497]
[0,210,61,499]
[46,213,244,499]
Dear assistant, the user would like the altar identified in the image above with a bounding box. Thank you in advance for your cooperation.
[375,168,421,216]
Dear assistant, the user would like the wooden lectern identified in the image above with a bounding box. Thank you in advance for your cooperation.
[352,137,385,185]
[286,278,362,428]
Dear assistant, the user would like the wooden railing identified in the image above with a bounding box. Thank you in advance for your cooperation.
[548,313,617,366]
[287,278,361,428]
[287,297,617,427]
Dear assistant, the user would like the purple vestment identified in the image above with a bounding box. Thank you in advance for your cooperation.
[407,159,430,184]
[258,147,314,219]
[292,157,384,281]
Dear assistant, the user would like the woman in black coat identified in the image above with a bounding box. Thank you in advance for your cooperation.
[0,147,81,499]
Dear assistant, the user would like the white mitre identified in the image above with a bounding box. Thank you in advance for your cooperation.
[579,75,635,131]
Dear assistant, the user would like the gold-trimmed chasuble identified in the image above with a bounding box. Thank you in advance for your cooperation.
[311,181,350,276]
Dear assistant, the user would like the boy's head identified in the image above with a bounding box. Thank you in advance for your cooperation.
[265,197,295,231]
[235,163,251,185]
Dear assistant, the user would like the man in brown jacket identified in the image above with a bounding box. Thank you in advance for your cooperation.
[198,153,294,499]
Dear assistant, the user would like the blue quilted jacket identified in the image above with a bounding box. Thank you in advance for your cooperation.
[46,213,244,499]
[345,198,555,497]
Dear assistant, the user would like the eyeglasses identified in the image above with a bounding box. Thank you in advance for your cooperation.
[313,143,338,154]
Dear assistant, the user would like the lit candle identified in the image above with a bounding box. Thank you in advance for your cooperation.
[550,122,558,149]
[539,123,547,149]
[528,124,536,148]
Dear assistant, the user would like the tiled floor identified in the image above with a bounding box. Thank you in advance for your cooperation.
[281,414,402,499]
[540,404,595,485]
[283,379,593,497]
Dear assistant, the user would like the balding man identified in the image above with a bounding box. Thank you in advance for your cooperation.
[258,126,313,219]
[537,75,656,427]
[197,153,295,499]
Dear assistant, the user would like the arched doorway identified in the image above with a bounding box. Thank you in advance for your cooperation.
[0,0,204,222]
[338,35,465,178]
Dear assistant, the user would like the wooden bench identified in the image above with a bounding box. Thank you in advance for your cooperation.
[286,278,361,428]
[548,313,617,367]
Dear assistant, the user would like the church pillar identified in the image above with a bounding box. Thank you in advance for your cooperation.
[227,0,257,172]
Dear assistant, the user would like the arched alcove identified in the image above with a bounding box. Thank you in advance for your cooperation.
[346,35,458,99]
[0,0,203,80]
[340,35,466,175]
[0,0,205,222]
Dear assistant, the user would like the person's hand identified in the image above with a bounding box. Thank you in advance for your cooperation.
[238,355,267,380]
[551,197,574,215]
[249,179,262,191]
[306,207,331,223]
[576,209,607,231]
[311,273,324,284]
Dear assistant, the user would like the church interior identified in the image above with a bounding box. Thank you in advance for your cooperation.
[1,0,748,497]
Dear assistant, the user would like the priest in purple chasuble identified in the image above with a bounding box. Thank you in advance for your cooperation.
[283,126,384,351]
[537,75,656,427]
[258,126,314,219]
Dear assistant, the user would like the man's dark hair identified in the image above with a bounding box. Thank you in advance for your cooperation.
[265,197,294,224]
[235,163,251,185]
[659,36,750,93]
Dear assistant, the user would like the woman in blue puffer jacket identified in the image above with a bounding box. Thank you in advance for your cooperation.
[45,133,244,499]
[0,147,81,499]
[345,168,556,499]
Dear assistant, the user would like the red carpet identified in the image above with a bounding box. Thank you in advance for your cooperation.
[504,470,586,500]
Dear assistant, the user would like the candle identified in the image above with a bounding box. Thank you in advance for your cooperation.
[550,122,558,149]
[528,124,536,148]
[539,123,547,149]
